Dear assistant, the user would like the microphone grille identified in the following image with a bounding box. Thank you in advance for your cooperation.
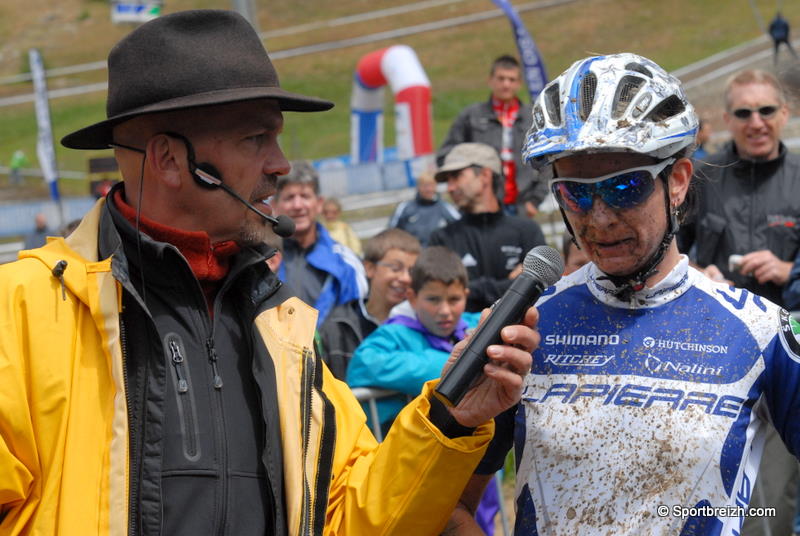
[273,215,295,238]
[523,245,564,287]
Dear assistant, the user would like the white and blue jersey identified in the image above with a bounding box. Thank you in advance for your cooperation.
[481,256,800,535]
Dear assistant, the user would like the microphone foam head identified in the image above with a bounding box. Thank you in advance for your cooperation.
[523,245,564,287]
[273,215,295,238]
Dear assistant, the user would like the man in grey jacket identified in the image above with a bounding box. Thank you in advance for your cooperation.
[680,68,800,536]
[437,55,548,217]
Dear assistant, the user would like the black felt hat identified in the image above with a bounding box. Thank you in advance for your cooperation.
[61,9,334,150]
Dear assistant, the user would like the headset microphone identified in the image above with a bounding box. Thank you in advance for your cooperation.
[167,132,295,238]
[193,166,295,238]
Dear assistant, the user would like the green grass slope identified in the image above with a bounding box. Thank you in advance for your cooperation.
[0,0,792,196]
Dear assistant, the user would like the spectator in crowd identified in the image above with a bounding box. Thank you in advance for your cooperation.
[769,12,798,65]
[692,119,713,160]
[9,149,28,186]
[430,142,546,312]
[23,213,50,249]
[346,246,501,534]
[437,55,548,217]
[388,171,460,246]
[0,10,537,535]
[347,246,478,433]
[318,228,421,380]
[321,196,363,256]
[680,69,800,307]
[273,160,368,325]
[680,71,800,536]
[561,233,590,275]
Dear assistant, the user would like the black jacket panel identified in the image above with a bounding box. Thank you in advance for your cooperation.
[429,211,546,311]
[680,142,800,306]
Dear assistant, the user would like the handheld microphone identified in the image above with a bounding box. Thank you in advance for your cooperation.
[435,245,564,406]
[193,167,295,238]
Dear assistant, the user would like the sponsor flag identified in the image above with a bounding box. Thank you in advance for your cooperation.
[29,48,60,203]
[491,0,548,101]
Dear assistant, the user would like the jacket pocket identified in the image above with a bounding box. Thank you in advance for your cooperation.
[165,332,201,462]
[696,212,728,268]
[765,221,800,263]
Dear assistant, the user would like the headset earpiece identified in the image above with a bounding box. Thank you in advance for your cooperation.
[192,161,224,189]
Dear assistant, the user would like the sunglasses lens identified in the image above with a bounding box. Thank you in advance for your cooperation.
[733,106,779,119]
[553,182,593,213]
[600,170,656,208]
[553,170,656,213]
[759,105,778,117]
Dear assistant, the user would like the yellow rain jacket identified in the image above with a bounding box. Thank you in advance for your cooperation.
[0,200,493,535]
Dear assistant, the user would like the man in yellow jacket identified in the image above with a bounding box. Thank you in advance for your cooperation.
[0,10,537,536]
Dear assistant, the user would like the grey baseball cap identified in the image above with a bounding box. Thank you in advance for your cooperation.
[434,143,502,182]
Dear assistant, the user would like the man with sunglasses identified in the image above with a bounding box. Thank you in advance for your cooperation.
[678,68,800,536]
[680,69,800,308]
[446,53,800,536]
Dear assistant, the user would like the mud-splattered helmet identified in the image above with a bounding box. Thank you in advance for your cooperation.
[523,53,698,168]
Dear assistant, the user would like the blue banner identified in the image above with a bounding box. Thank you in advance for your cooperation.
[491,0,548,101]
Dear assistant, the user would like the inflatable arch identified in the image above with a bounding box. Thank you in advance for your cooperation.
[350,45,433,164]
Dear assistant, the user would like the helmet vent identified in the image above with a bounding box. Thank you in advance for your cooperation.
[625,62,653,78]
[578,73,597,121]
[645,95,685,122]
[544,83,562,126]
[611,76,645,119]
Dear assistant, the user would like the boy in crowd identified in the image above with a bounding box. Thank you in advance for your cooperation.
[346,246,499,534]
[347,246,478,434]
[318,228,421,380]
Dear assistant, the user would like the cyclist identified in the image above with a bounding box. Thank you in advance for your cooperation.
[446,53,800,535]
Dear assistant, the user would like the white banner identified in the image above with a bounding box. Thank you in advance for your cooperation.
[28,48,60,201]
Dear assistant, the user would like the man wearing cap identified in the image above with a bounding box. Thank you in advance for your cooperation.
[430,142,546,312]
[437,55,549,217]
[0,11,537,536]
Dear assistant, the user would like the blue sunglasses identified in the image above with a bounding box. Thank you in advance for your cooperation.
[551,159,675,214]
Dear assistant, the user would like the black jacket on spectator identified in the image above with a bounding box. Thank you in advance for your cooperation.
[429,211,546,312]
[437,97,549,210]
[317,299,379,381]
[679,141,800,306]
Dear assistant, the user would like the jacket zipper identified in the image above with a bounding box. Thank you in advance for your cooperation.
[300,346,315,535]
[206,338,224,389]
[167,337,199,459]
[208,336,229,536]
[120,318,138,536]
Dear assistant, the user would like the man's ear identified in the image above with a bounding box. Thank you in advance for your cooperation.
[145,134,184,189]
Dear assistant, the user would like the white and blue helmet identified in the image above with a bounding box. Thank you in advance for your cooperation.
[523,53,698,168]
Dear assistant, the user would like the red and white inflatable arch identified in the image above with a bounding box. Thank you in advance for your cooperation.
[351,45,432,163]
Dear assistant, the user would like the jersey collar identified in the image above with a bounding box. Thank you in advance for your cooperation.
[586,255,694,308]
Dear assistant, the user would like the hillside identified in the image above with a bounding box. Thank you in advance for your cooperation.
[0,0,796,195]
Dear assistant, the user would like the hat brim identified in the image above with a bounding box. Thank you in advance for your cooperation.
[434,161,471,182]
[61,86,334,150]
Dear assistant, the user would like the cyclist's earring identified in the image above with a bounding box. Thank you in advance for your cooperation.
[670,205,680,228]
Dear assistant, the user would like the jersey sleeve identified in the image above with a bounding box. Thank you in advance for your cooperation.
[762,309,800,456]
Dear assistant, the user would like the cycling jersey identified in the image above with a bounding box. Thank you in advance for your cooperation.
[482,256,800,535]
